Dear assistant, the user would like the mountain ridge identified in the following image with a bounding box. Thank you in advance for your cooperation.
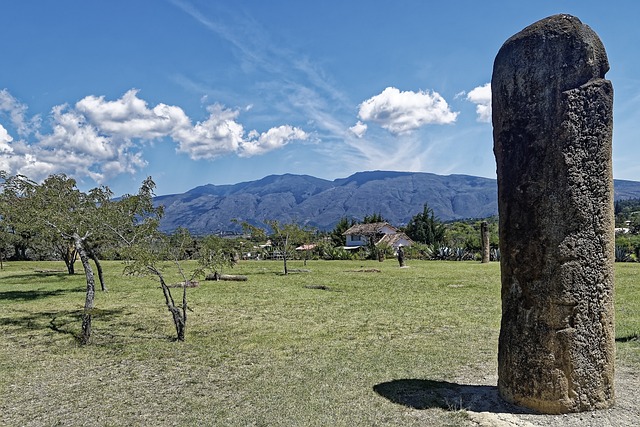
[154,171,640,234]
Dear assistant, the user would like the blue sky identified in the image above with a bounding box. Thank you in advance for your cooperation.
[1,1,638,196]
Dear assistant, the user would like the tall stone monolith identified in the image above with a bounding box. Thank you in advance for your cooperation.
[492,14,615,414]
[480,221,490,263]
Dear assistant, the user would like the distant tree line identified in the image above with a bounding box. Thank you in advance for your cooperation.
[614,198,640,261]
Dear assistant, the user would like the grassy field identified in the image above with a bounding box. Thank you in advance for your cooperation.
[0,259,638,426]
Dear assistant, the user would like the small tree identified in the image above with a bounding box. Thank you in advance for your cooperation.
[124,232,194,341]
[265,220,314,275]
[124,228,226,341]
[199,234,236,280]
[3,172,163,344]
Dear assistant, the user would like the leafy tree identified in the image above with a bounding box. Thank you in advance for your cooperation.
[124,231,191,341]
[405,203,446,246]
[1,172,108,278]
[124,223,223,341]
[22,174,115,343]
[168,227,198,260]
[615,232,640,262]
[233,219,267,243]
[443,218,499,250]
[316,241,355,260]
[1,172,162,344]
[198,234,237,279]
[0,173,38,260]
[615,198,640,217]
[265,220,315,275]
[445,221,477,249]
[329,217,355,247]
[0,171,12,267]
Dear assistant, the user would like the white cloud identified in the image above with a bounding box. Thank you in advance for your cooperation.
[349,121,367,138]
[172,104,245,159]
[0,124,13,146]
[357,87,458,134]
[466,83,492,123]
[239,125,308,157]
[0,125,15,173]
[0,89,38,137]
[0,89,308,182]
[76,89,191,140]
[32,104,146,182]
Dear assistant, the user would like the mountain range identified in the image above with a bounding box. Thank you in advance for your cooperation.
[154,171,640,234]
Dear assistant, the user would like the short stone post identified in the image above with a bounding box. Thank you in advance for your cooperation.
[492,14,615,413]
[480,221,490,263]
[397,245,405,267]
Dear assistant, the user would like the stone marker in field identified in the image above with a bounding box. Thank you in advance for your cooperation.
[480,221,490,264]
[492,14,615,413]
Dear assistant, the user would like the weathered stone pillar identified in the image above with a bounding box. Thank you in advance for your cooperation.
[480,221,490,263]
[492,14,615,413]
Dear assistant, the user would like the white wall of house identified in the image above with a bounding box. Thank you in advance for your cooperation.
[346,234,368,246]
[378,225,397,235]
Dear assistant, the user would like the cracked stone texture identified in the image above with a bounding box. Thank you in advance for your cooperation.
[492,14,615,414]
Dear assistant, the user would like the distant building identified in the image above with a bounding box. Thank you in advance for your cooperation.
[342,222,413,252]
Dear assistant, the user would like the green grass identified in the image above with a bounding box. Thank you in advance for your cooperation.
[0,259,638,426]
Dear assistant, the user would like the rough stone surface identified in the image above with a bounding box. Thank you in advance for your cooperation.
[492,14,615,414]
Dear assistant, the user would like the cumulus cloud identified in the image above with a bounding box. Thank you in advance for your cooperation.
[466,83,492,123]
[172,104,245,159]
[0,89,40,137]
[0,89,308,183]
[76,89,191,140]
[0,125,15,175]
[357,87,458,134]
[349,121,367,138]
[0,124,13,146]
[239,125,308,157]
[36,104,146,181]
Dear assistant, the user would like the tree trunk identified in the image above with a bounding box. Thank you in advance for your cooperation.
[181,284,187,341]
[14,244,27,260]
[153,269,186,341]
[74,236,95,345]
[88,249,106,292]
[60,244,77,274]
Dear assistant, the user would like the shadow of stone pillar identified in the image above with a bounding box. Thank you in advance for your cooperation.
[492,14,615,414]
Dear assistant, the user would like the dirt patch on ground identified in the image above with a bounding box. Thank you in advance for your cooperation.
[375,363,638,427]
[459,366,638,427]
